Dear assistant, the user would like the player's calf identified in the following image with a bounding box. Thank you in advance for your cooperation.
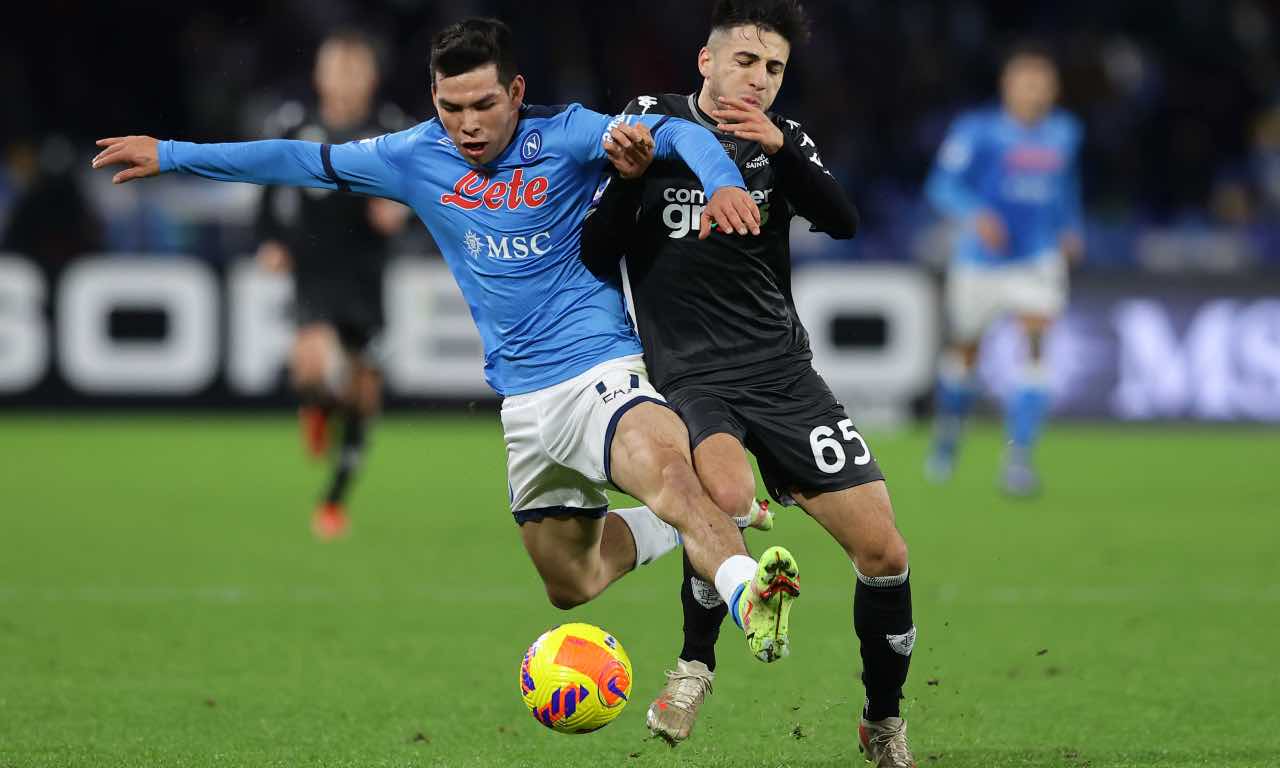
[521,515,619,610]
[520,508,678,610]
[796,483,915,724]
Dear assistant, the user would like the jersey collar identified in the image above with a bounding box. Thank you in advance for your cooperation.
[687,93,726,135]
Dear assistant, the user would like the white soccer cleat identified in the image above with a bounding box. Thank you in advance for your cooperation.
[645,658,714,744]
[858,716,917,767]
[732,499,774,531]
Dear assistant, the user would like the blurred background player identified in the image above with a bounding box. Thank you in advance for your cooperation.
[924,42,1083,496]
[255,29,412,538]
[581,2,917,763]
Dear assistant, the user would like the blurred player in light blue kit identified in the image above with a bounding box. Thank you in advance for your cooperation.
[925,42,1084,495]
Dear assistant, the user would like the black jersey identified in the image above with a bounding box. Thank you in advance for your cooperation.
[255,102,410,315]
[580,93,858,392]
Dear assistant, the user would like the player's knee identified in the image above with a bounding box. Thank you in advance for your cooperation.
[855,531,909,577]
[703,476,754,518]
[544,581,592,611]
[291,346,329,391]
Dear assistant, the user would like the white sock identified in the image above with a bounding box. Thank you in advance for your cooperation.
[854,563,910,587]
[713,554,757,606]
[611,506,680,568]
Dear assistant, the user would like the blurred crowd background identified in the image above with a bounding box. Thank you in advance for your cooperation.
[4,0,1278,269]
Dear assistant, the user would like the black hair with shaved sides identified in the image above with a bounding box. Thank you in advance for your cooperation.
[710,0,811,46]
[430,17,518,85]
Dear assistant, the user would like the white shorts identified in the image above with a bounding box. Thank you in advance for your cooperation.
[500,354,667,523]
[946,254,1068,343]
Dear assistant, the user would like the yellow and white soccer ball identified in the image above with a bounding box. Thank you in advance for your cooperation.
[519,622,632,734]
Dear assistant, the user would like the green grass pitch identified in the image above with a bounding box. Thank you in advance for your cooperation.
[1,415,1277,767]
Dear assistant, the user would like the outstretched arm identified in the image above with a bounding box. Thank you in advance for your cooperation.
[93,132,411,202]
[95,136,339,188]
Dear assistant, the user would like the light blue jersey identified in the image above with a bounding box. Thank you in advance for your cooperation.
[926,107,1083,267]
[158,103,745,395]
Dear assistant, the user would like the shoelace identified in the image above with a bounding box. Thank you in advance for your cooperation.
[868,722,915,767]
[661,668,713,711]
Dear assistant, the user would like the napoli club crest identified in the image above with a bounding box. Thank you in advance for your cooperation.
[521,130,543,161]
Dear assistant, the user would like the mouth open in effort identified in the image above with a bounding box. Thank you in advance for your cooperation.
[460,140,488,160]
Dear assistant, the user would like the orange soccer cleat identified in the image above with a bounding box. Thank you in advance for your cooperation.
[311,501,349,540]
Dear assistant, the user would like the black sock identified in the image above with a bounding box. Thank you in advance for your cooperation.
[678,550,728,671]
[324,410,368,505]
[854,570,915,721]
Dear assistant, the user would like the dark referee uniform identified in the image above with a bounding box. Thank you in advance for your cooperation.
[581,93,882,502]
[256,103,407,355]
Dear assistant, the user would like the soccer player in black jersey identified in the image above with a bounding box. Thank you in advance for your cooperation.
[581,2,917,764]
[255,29,411,539]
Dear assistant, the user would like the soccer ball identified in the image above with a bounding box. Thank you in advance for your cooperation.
[519,622,632,734]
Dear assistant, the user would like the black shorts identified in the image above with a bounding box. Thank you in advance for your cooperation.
[294,283,384,358]
[664,367,884,504]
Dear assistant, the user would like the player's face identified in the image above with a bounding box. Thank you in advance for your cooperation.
[1002,56,1059,125]
[699,25,791,113]
[433,64,526,166]
[314,41,378,119]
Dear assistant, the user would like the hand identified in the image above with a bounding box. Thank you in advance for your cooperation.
[974,209,1007,252]
[367,198,411,236]
[1060,230,1085,265]
[603,123,654,179]
[92,136,161,184]
[256,240,292,273]
[699,187,761,240]
[709,96,784,155]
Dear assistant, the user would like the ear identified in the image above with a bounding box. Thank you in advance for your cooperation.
[509,74,526,108]
[697,46,713,79]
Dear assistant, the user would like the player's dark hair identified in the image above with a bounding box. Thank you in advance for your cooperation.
[710,0,812,46]
[1003,39,1057,70]
[430,17,518,86]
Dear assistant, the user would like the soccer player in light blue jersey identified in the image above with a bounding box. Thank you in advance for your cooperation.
[93,18,802,663]
[924,42,1084,496]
